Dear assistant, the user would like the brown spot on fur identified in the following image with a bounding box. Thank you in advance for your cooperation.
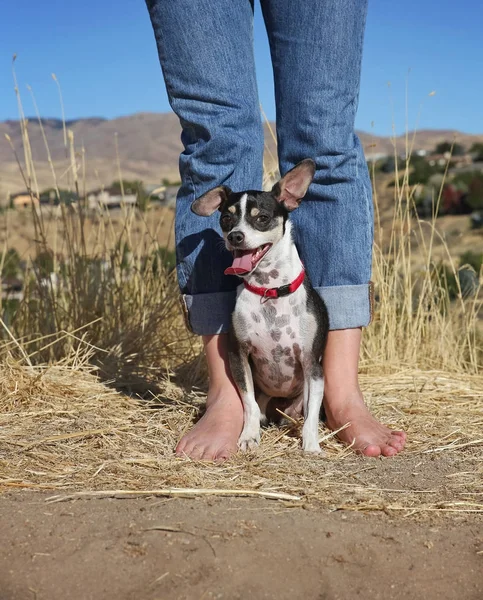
[240,340,253,354]
[251,312,261,323]
[234,313,248,334]
[292,343,303,382]
[261,304,277,325]
[250,207,260,217]
[269,269,279,280]
[254,271,270,285]
[271,344,291,363]
[270,329,282,342]
[275,315,289,328]
[228,205,236,214]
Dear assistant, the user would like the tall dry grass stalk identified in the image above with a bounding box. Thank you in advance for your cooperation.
[363,144,481,373]
[2,71,481,388]
[261,113,481,374]
[2,67,199,391]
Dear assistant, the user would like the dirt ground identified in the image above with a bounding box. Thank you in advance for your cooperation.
[0,493,481,600]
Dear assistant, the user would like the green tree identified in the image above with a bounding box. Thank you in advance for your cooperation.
[110,179,144,195]
[0,248,22,279]
[460,251,483,273]
[434,141,465,156]
[451,171,483,209]
[468,174,483,209]
[34,250,54,278]
[469,142,483,161]
[39,188,78,205]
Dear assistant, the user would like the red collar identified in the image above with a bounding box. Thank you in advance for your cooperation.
[244,267,305,299]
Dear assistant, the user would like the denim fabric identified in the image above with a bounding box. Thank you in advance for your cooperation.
[146,0,373,334]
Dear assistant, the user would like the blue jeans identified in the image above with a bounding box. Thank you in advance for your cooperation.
[146,0,373,334]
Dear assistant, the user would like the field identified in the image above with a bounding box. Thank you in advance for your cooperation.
[0,114,482,598]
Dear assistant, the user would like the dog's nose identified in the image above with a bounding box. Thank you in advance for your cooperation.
[227,231,245,246]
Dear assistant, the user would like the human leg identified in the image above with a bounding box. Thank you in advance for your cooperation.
[145,0,263,459]
[145,0,264,335]
[176,334,244,460]
[261,0,406,455]
[323,329,406,457]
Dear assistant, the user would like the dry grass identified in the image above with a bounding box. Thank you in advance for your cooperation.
[0,362,481,516]
[0,70,481,518]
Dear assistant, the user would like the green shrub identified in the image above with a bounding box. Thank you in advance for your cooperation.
[0,248,22,279]
[460,251,483,273]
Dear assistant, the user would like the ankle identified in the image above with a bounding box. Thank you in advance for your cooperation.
[323,382,366,419]
[324,379,361,402]
[205,377,243,411]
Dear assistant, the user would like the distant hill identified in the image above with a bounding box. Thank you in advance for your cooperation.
[1,112,482,195]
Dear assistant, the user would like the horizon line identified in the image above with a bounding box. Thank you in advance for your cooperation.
[1,111,482,138]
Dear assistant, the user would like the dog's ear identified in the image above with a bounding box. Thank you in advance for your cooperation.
[272,159,316,211]
[191,186,231,216]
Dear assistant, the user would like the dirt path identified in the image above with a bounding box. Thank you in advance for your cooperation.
[1,493,481,600]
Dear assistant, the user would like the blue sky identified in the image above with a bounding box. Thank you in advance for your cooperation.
[1,0,481,135]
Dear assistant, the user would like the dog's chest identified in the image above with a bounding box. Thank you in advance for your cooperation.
[233,285,316,397]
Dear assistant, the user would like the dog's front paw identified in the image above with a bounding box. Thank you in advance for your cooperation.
[302,437,323,454]
[238,428,260,452]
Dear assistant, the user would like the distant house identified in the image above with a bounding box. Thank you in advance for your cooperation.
[11,193,40,211]
[87,188,137,210]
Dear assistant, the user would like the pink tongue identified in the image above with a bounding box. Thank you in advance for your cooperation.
[224,250,256,276]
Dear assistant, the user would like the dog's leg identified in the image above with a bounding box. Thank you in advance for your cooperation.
[256,392,271,426]
[302,369,324,454]
[228,339,261,451]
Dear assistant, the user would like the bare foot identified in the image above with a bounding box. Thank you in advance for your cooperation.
[322,329,406,457]
[175,384,243,460]
[175,334,244,461]
[324,389,406,457]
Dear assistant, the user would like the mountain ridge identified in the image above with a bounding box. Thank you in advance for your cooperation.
[1,112,482,194]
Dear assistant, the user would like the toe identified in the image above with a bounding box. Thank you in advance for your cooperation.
[388,436,405,452]
[381,444,398,457]
[188,445,205,460]
[215,445,234,462]
[360,444,382,457]
[175,439,188,457]
[391,432,407,447]
[178,442,203,460]
[200,445,219,461]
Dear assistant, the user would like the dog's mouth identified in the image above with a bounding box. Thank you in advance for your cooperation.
[224,244,272,276]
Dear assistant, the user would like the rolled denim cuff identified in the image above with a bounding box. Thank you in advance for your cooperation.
[181,291,237,335]
[315,282,374,330]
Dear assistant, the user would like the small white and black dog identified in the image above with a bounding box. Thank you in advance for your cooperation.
[192,159,329,453]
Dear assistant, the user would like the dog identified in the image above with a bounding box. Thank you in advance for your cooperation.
[191,159,329,453]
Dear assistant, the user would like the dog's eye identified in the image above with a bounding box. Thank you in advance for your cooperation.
[220,215,231,227]
[257,214,269,225]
